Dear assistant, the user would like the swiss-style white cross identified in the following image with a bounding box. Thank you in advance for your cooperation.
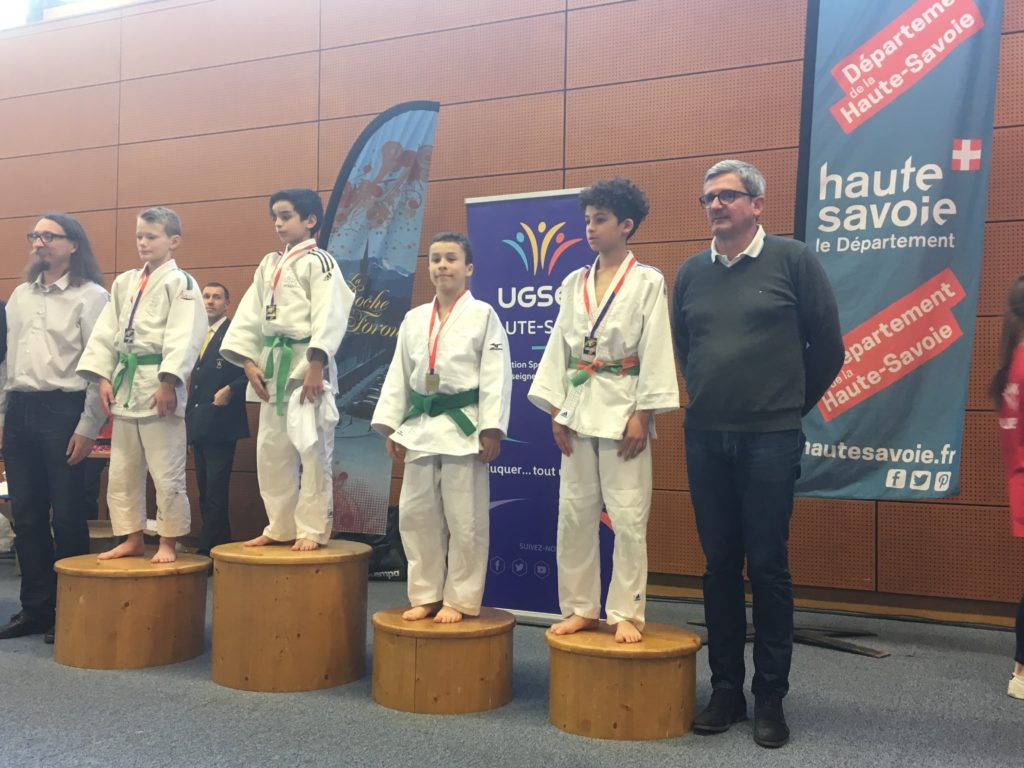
[951,139,982,171]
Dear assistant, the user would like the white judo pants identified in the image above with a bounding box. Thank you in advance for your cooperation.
[399,453,489,616]
[257,400,333,545]
[557,435,652,630]
[107,415,191,538]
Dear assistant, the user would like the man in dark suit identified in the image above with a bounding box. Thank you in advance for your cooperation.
[186,282,249,556]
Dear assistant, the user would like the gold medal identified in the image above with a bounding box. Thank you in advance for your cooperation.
[424,372,440,393]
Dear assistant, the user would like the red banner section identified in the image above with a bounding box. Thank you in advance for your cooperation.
[818,268,965,421]
[828,0,983,133]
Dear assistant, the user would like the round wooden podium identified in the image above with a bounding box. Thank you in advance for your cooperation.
[54,553,209,669]
[211,540,371,692]
[372,607,515,713]
[546,623,702,740]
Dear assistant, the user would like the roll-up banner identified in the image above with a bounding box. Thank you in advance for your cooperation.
[796,0,1003,499]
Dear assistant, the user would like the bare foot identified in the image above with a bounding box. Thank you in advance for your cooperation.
[244,535,282,547]
[291,538,320,552]
[434,606,463,624]
[549,614,599,635]
[403,602,442,621]
[97,532,145,560]
[613,620,643,643]
[151,537,177,564]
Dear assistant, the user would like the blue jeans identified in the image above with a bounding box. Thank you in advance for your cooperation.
[684,427,803,699]
[2,391,90,624]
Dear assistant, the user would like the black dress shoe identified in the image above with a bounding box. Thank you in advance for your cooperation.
[43,626,55,644]
[753,694,790,748]
[692,688,748,734]
[0,613,49,640]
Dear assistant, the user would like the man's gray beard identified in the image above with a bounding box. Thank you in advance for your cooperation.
[35,256,51,271]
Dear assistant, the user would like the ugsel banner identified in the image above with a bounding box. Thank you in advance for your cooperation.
[796,0,1003,500]
[467,190,614,619]
[321,100,439,534]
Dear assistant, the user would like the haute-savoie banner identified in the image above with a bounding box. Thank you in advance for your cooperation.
[467,190,614,619]
[320,100,439,535]
[797,0,1002,499]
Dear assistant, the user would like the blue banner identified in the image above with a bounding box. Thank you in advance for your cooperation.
[797,0,1002,499]
[321,101,439,535]
[467,190,614,619]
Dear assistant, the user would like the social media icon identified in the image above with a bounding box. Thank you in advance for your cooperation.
[934,472,952,492]
[512,558,527,577]
[909,470,931,490]
[489,556,505,575]
[885,469,907,489]
[534,561,550,579]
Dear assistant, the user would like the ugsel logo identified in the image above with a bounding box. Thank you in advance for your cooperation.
[498,220,583,309]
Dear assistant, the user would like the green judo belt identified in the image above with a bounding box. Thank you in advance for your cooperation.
[111,352,163,406]
[402,388,480,436]
[263,335,311,415]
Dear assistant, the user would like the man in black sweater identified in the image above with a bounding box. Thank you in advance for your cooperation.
[672,160,843,748]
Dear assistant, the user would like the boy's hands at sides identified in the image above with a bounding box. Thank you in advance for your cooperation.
[385,437,406,464]
[244,360,270,402]
[551,417,575,457]
[478,428,502,463]
[152,376,179,418]
[301,359,325,404]
[618,410,650,460]
[98,378,116,418]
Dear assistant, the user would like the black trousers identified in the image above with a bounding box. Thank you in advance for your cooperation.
[2,390,90,624]
[193,440,237,555]
[1015,593,1024,666]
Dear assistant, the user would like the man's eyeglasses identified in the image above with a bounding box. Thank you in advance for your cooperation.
[698,190,755,208]
[26,231,70,244]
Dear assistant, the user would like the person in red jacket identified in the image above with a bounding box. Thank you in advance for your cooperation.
[991,274,1024,699]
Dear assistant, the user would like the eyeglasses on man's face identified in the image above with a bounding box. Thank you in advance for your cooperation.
[698,189,755,208]
[27,231,70,244]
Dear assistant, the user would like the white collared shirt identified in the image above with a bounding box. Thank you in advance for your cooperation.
[711,224,766,268]
[0,272,110,437]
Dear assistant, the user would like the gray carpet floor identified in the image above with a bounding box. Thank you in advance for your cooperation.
[0,557,1021,768]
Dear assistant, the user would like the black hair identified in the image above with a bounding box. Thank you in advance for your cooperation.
[429,231,474,264]
[578,178,651,240]
[203,281,230,302]
[990,274,1024,409]
[27,212,104,287]
[269,188,324,236]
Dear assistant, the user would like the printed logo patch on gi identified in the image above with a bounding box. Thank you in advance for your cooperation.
[489,342,503,351]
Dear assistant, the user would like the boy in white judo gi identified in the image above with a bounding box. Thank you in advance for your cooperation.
[220,188,354,551]
[372,232,512,623]
[528,179,679,643]
[78,207,206,564]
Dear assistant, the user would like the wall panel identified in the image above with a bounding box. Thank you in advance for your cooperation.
[0,19,120,99]
[0,84,119,160]
[567,64,802,168]
[319,15,564,119]
[879,503,1024,601]
[790,499,876,590]
[119,53,319,144]
[978,222,1024,316]
[0,148,118,218]
[987,127,1024,222]
[117,124,318,209]
[568,0,805,88]
[321,0,564,47]
[648,489,703,576]
[120,0,320,80]
[994,32,1024,126]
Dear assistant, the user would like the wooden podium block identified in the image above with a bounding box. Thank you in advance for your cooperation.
[211,540,371,692]
[54,554,209,670]
[372,607,515,714]
[546,623,702,740]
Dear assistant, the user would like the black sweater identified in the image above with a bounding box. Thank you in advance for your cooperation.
[671,235,844,431]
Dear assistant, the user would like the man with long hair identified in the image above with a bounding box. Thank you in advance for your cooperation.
[0,212,109,643]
